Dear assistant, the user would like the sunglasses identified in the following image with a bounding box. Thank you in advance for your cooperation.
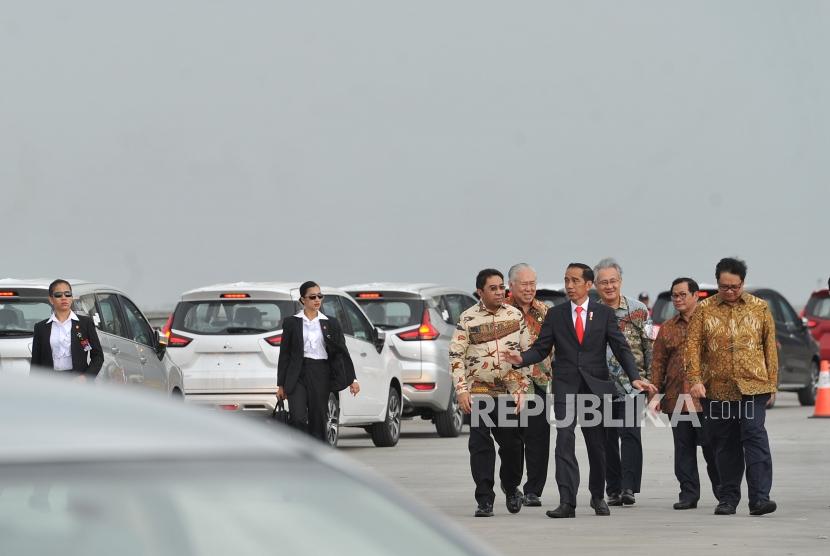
[51,291,73,298]
[305,294,324,301]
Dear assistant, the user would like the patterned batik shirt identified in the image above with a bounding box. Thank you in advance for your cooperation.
[602,295,653,397]
[685,292,778,401]
[650,313,700,413]
[450,302,531,396]
[508,297,552,389]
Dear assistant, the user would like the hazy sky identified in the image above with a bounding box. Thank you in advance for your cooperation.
[2,1,828,310]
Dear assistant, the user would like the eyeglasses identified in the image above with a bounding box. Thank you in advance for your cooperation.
[51,291,73,298]
[671,292,691,300]
[596,279,620,288]
[485,285,506,292]
[304,294,324,301]
[717,283,743,292]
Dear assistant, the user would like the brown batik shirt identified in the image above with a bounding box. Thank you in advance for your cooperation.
[651,312,700,413]
[508,297,552,389]
[686,292,778,401]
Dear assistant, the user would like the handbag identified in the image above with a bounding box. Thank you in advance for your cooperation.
[271,399,291,425]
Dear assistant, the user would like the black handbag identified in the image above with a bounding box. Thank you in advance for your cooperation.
[271,399,290,425]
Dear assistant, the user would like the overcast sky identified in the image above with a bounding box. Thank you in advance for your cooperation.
[2,1,828,310]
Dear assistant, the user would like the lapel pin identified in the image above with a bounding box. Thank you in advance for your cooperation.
[589,311,593,321]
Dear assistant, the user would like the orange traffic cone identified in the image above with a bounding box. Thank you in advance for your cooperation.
[810,360,830,418]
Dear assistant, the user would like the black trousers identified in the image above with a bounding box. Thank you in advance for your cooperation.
[671,410,721,504]
[706,394,773,507]
[604,396,643,495]
[287,358,332,442]
[522,382,551,497]
[469,396,524,506]
[553,379,606,506]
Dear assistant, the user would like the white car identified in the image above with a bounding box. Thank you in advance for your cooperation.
[163,282,403,447]
[0,278,183,395]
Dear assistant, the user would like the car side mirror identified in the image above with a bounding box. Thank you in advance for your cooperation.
[154,328,167,357]
[374,328,386,353]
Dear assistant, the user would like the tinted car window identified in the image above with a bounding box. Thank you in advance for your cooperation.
[754,291,783,323]
[96,294,127,338]
[120,296,154,347]
[775,295,800,327]
[173,301,296,335]
[341,297,374,342]
[444,294,476,325]
[0,300,51,333]
[356,299,424,329]
[321,296,349,333]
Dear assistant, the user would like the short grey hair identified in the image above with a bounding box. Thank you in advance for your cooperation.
[508,263,536,284]
[594,257,623,278]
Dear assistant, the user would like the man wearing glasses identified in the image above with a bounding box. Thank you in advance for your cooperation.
[450,268,531,518]
[593,258,653,507]
[686,258,778,516]
[648,277,720,510]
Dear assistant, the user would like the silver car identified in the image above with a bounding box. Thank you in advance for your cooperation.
[0,278,183,395]
[342,283,477,437]
[0,373,496,556]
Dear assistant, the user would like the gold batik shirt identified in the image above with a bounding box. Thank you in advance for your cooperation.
[685,292,778,401]
[450,302,531,396]
[508,297,552,388]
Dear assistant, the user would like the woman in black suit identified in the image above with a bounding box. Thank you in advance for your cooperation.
[30,279,103,382]
[277,281,359,441]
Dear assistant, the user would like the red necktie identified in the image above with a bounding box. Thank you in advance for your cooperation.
[575,306,585,344]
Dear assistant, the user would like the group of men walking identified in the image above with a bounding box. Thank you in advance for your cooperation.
[449,257,778,519]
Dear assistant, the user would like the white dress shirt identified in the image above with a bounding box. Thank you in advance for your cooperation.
[570,299,590,331]
[48,311,79,371]
[297,311,329,360]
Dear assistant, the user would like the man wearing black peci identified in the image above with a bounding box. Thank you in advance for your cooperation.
[502,263,656,518]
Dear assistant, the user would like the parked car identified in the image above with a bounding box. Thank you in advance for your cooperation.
[342,283,477,437]
[802,288,830,363]
[533,282,569,308]
[0,278,183,395]
[652,285,820,406]
[0,373,496,556]
[162,282,402,447]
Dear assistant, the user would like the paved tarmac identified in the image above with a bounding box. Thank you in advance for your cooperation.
[339,392,830,556]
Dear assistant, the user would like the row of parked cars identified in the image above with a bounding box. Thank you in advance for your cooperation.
[0,278,478,448]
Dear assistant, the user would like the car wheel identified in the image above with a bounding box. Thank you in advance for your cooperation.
[434,389,463,437]
[798,360,819,406]
[326,392,340,447]
[370,387,401,447]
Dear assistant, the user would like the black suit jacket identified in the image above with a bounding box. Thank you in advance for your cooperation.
[277,315,356,394]
[30,315,104,377]
[520,300,639,396]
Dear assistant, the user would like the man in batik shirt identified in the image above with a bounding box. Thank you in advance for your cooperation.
[507,263,552,507]
[450,268,531,518]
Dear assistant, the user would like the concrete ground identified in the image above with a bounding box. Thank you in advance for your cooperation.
[339,392,830,556]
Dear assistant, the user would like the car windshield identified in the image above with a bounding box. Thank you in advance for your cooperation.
[806,296,830,319]
[0,299,52,336]
[354,299,424,330]
[651,296,676,324]
[0,460,473,556]
[172,300,297,335]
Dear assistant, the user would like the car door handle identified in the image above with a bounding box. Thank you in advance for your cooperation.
[139,356,148,364]
[360,352,367,357]
[111,347,120,355]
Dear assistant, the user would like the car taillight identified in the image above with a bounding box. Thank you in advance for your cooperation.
[161,313,193,347]
[397,309,440,341]
[218,404,239,411]
[408,383,436,391]
[265,334,282,346]
[0,291,17,297]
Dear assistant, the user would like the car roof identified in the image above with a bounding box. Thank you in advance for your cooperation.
[0,278,122,294]
[341,282,448,295]
[180,282,350,301]
[0,373,308,465]
[536,282,565,291]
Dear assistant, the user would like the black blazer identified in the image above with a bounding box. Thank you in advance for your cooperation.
[520,300,639,396]
[30,315,104,377]
[277,315,356,394]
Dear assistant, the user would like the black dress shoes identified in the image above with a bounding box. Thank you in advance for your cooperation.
[714,502,737,515]
[749,500,777,516]
[546,503,576,518]
[621,489,636,506]
[474,503,494,517]
[673,500,698,510]
[590,497,611,516]
[523,493,542,507]
[501,484,523,514]
[606,492,623,506]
